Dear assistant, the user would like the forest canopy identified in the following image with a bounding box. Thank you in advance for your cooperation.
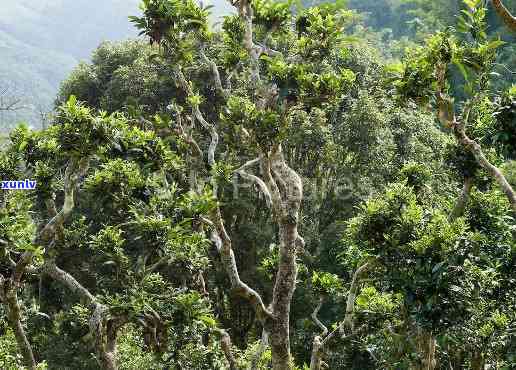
[0,0,515,369]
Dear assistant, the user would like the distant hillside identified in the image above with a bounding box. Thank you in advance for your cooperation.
[0,0,234,130]
[0,0,145,129]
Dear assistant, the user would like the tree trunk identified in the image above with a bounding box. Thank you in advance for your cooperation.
[270,222,298,370]
[217,329,239,370]
[250,329,269,370]
[4,284,37,370]
[309,335,323,370]
[471,351,485,370]
[413,329,437,370]
[450,177,473,220]
[45,261,120,370]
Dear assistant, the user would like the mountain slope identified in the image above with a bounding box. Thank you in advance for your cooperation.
[0,0,140,129]
[0,0,234,130]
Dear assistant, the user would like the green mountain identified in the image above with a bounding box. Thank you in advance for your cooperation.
[0,0,141,130]
[0,0,233,130]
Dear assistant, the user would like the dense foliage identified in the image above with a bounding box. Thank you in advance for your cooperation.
[1,0,515,369]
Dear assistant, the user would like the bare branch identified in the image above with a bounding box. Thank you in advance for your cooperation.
[37,157,90,246]
[260,154,285,219]
[493,0,516,31]
[13,157,90,284]
[45,261,122,370]
[310,261,373,370]
[235,157,261,172]
[311,296,328,337]
[436,73,516,212]
[339,261,372,337]
[449,176,473,221]
[174,67,219,168]
[453,120,516,212]
[200,46,229,99]
[226,61,243,90]
[44,261,96,303]
[236,157,272,208]
[210,210,273,322]
[0,85,25,112]
[174,109,204,159]
[234,0,262,82]
[2,282,37,369]
[215,328,239,370]
[236,170,272,208]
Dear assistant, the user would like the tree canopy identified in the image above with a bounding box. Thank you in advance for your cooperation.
[0,0,515,369]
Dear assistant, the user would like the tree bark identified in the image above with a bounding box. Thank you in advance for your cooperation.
[454,123,516,212]
[310,335,324,370]
[270,222,299,370]
[413,329,437,370]
[217,329,239,370]
[2,281,37,370]
[309,297,327,370]
[250,329,269,370]
[0,158,89,370]
[492,0,516,31]
[309,262,372,370]
[44,261,121,370]
[471,351,485,370]
[450,176,473,220]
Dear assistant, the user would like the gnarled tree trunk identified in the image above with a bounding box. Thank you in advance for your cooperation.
[44,261,123,370]
[270,222,299,369]
[450,176,473,220]
[2,281,37,370]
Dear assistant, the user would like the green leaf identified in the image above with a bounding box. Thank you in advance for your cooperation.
[199,315,217,328]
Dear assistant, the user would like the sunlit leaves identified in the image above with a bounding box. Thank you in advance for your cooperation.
[90,226,130,268]
[355,286,402,314]
[85,159,145,195]
[341,181,470,328]
[129,0,210,61]
[389,31,455,103]
[0,191,36,253]
[311,271,343,295]
[252,0,292,30]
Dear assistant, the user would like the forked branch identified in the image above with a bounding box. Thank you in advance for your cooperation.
[309,261,372,370]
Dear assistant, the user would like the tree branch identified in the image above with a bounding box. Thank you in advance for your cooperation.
[174,67,219,168]
[210,211,273,323]
[493,0,516,31]
[215,328,239,370]
[311,296,328,337]
[12,157,90,285]
[236,157,272,208]
[260,153,285,219]
[44,261,121,370]
[2,280,37,369]
[174,109,204,159]
[239,0,261,82]
[200,46,229,99]
[436,80,516,213]
[450,176,473,220]
[0,86,24,112]
[310,261,373,370]
[453,121,516,212]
